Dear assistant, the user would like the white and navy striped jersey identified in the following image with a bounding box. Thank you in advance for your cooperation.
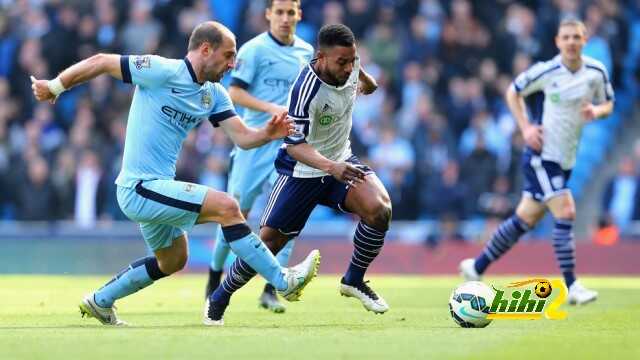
[513,55,614,170]
[275,58,360,178]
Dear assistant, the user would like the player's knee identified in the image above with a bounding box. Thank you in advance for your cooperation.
[552,200,576,221]
[217,194,243,224]
[556,207,576,221]
[362,201,392,232]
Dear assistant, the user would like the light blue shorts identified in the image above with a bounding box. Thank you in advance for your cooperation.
[227,142,280,211]
[117,179,209,251]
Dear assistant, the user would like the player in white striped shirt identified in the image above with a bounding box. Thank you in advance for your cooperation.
[206,25,392,323]
[460,19,614,305]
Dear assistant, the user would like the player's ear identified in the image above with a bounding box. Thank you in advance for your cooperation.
[265,7,271,22]
[201,42,210,56]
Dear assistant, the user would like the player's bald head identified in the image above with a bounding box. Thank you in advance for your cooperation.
[188,21,235,51]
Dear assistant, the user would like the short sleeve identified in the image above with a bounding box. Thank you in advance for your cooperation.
[120,55,176,88]
[284,68,320,145]
[208,84,237,127]
[590,66,615,103]
[229,43,259,89]
[512,62,559,97]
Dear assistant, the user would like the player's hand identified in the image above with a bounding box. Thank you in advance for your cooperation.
[265,111,293,140]
[358,80,378,95]
[30,76,57,103]
[267,103,288,117]
[581,101,597,121]
[328,162,366,186]
[523,124,543,152]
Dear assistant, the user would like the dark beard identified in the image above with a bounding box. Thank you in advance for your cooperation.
[313,62,346,86]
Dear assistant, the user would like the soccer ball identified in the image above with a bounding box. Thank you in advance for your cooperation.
[449,281,495,328]
[534,280,552,298]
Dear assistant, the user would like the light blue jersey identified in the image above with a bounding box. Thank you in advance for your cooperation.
[209,33,312,273]
[115,55,237,251]
[226,32,313,210]
[116,55,237,188]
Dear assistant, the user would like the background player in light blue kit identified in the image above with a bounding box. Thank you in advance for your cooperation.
[31,21,320,326]
[206,0,313,313]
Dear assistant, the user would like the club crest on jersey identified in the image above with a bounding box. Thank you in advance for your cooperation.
[201,91,212,108]
[319,115,334,126]
[320,104,334,125]
[134,56,151,70]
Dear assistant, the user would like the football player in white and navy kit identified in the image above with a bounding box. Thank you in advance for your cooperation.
[206,0,314,315]
[460,19,614,305]
[207,24,392,323]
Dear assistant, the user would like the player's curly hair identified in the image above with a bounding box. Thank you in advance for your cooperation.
[317,24,355,49]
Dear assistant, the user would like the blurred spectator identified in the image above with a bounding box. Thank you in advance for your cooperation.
[75,149,103,228]
[120,0,162,55]
[15,155,56,221]
[51,147,76,219]
[601,157,640,233]
[423,160,467,245]
[460,136,498,216]
[369,127,415,188]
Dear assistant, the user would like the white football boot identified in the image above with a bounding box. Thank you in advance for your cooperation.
[459,258,482,281]
[278,249,321,302]
[340,278,389,314]
[567,281,598,305]
[79,294,128,326]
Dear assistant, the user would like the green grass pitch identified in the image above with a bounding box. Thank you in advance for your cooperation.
[1,275,639,359]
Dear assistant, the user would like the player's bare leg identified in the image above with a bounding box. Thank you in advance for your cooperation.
[460,196,546,281]
[338,174,392,313]
[546,193,597,304]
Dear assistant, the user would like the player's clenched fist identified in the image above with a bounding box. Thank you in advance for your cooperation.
[265,111,294,140]
[30,76,57,103]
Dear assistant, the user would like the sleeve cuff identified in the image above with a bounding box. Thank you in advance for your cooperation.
[208,109,237,127]
[512,82,522,93]
[284,137,307,145]
[120,56,132,84]
[230,77,250,90]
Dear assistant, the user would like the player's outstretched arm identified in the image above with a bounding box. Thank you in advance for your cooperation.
[31,54,122,102]
[286,143,365,185]
[505,86,543,151]
[358,66,378,95]
[219,112,293,149]
[229,86,287,116]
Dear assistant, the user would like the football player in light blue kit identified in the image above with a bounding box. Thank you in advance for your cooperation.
[31,21,320,326]
[206,0,313,313]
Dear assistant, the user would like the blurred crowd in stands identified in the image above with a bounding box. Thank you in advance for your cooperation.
[0,0,639,241]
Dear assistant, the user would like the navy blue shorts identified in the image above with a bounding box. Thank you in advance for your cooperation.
[260,155,373,237]
[522,152,572,202]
